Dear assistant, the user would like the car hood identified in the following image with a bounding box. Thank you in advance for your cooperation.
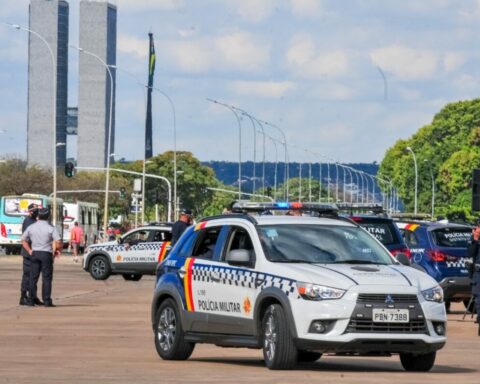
[272,263,436,291]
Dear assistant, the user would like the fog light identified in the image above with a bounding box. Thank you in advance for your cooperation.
[432,322,446,336]
[309,320,332,334]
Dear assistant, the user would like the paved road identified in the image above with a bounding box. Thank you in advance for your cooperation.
[0,255,479,384]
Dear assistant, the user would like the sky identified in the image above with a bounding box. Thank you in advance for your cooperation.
[1,0,480,165]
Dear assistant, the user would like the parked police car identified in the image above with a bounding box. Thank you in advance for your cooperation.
[151,202,446,371]
[83,224,172,281]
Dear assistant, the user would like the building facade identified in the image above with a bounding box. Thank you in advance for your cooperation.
[27,0,69,168]
[77,0,117,168]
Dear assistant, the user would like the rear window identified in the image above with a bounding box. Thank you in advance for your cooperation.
[431,228,472,248]
[357,221,398,245]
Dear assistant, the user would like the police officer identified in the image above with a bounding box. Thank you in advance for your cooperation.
[19,203,41,306]
[21,207,62,307]
[171,209,192,246]
[467,218,480,335]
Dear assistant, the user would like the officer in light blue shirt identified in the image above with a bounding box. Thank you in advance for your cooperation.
[21,208,62,307]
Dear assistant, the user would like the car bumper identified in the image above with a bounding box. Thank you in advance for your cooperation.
[439,276,471,300]
[295,338,445,354]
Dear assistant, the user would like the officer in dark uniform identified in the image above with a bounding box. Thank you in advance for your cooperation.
[21,208,62,307]
[467,218,480,335]
[171,209,192,246]
[19,203,41,306]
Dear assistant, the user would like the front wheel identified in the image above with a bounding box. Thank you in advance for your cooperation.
[89,255,111,280]
[154,298,194,360]
[400,351,436,372]
[262,304,297,370]
[122,273,142,281]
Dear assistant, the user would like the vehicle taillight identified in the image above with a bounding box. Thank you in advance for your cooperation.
[390,247,411,259]
[351,216,362,222]
[0,223,6,238]
[427,250,449,262]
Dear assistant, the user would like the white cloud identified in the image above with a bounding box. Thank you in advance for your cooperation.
[371,45,438,80]
[229,80,296,98]
[286,36,349,78]
[226,0,277,23]
[215,32,270,72]
[118,35,148,59]
[115,0,185,12]
[164,41,213,73]
[443,52,466,72]
[290,0,323,18]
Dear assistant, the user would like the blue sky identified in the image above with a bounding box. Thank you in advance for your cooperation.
[1,0,480,164]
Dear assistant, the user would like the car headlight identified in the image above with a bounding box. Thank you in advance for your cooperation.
[296,282,346,301]
[422,286,444,303]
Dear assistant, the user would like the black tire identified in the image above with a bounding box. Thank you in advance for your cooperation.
[262,304,298,370]
[297,350,322,363]
[122,273,142,281]
[154,298,194,360]
[400,351,436,372]
[89,255,111,280]
[463,298,475,313]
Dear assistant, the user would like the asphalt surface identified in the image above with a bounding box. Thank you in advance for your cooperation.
[0,255,479,384]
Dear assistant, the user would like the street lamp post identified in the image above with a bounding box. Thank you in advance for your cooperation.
[4,23,58,224]
[424,159,435,219]
[406,146,418,215]
[72,46,114,236]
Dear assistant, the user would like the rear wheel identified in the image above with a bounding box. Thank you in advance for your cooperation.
[89,255,111,280]
[154,298,194,360]
[122,273,142,281]
[262,304,297,370]
[400,351,436,372]
[297,350,322,363]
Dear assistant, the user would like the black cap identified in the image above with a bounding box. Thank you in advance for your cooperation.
[38,207,51,220]
[28,203,38,211]
[180,209,192,216]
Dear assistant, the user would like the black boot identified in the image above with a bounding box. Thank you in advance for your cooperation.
[19,292,29,306]
[34,298,44,306]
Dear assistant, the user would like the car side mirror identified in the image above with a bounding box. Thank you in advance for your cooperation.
[396,252,411,266]
[226,249,251,266]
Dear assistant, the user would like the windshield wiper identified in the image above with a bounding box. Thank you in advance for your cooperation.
[333,259,386,265]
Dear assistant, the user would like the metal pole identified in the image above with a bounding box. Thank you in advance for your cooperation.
[335,162,339,202]
[73,46,114,237]
[6,23,58,224]
[406,147,418,215]
[299,162,302,202]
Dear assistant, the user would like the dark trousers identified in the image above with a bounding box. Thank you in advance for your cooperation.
[29,251,54,304]
[20,254,31,294]
[473,272,480,322]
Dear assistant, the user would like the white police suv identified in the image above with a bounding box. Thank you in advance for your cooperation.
[151,202,446,370]
[83,224,172,281]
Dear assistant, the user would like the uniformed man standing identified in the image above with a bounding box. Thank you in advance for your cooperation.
[171,209,192,246]
[468,218,480,335]
[21,208,62,307]
[19,203,41,305]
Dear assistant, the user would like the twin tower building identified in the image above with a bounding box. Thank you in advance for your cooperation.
[28,0,117,169]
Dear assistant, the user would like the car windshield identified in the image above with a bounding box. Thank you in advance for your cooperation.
[259,224,393,265]
[431,228,472,248]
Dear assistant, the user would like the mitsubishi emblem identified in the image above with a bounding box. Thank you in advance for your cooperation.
[385,294,395,305]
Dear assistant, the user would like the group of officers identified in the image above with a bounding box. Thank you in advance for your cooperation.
[19,203,62,307]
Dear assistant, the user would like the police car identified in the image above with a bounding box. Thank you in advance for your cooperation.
[83,224,172,281]
[151,202,446,371]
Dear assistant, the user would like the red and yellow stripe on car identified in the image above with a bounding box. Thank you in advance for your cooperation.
[183,257,195,311]
[195,222,207,231]
[157,241,171,262]
[405,223,419,231]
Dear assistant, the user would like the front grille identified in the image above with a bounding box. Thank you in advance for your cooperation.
[346,319,427,334]
[357,294,418,303]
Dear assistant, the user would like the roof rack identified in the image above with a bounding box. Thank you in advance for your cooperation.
[231,201,339,216]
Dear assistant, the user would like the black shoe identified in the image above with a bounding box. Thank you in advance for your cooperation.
[19,296,29,306]
[33,298,44,306]
[26,301,35,307]
[44,302,56,307]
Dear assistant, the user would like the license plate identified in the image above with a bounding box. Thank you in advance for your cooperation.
[372,308,409,323]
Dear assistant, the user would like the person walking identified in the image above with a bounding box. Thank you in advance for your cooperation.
[171,209,192,246]
[21,208,62,307]
[468,218,480,335]
[69,221,84,263]
[19,203,41,306]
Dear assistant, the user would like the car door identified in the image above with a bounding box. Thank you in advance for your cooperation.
[114,229,154,273]
[151,228,172,263]
[187,223,258,335]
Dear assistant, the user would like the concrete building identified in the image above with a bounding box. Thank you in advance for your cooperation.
[27,0,69,168]
[77,0,117,168]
